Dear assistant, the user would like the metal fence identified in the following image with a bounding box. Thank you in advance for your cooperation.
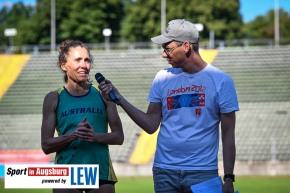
[1,38,290,54]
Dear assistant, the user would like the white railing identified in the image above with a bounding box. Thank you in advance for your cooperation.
[1,38,290,54]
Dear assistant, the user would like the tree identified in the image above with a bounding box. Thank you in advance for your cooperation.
[1,0,289,47]
[59,0,124,44]
[166,0,243,40]
[121,0,161,42]
[0,0,124,46]
[0,2,35,46]
[0,7,9,45]
[243,9,290,40]
[121,0,244,42]
[279,9,290,39]
[20,0,51,45]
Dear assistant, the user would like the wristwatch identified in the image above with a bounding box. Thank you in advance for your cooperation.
[223,174,235,182]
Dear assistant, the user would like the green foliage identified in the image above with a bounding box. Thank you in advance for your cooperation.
[120,0,161,42]
[0,2,35,46]
[280,10,290,39]
[243,9,290,39]
[121,0,244,41]
[0,0,124,46]
[0,0,290,46]
[28,0,51,45]
[166,0,244,40]
[59,0,124,43]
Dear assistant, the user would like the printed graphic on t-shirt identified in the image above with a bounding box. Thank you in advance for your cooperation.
[166,93,205,110]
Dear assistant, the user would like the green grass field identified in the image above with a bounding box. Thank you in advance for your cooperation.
[1,176,290,193]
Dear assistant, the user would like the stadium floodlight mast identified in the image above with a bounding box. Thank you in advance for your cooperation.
[51,0,56,53]
[4,28,17,54]
[102,28,112,53]
[161,0,166,33]
[274,0,280,46]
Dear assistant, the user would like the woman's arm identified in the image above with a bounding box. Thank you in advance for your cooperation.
[41,91,78,154]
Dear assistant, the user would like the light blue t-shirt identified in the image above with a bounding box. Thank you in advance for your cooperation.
[148,64,239,170]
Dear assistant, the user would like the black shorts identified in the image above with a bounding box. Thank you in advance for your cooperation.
[79,179,116,192]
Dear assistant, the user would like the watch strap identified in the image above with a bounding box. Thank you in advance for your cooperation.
[223,174,235,182]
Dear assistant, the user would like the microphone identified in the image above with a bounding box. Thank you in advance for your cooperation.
[95,72,120,105]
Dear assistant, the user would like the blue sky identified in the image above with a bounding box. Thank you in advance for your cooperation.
[240,0,290,22]
[0,0,290,22]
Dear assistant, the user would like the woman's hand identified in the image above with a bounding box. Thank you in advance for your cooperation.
[75,117,95,142]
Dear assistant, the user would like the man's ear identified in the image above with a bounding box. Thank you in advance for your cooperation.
[183,42,192,57]
[184,41,191,52]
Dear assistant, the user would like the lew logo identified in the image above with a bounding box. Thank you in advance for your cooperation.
[71,167,98,186]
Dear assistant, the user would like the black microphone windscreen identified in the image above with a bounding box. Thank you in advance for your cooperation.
[94,72,120,105]
[95,73,105,84]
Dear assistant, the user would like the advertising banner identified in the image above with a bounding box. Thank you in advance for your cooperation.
[4,164,99,189]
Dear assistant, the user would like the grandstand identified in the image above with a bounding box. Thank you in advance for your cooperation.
[213,47,290,164]
[0,46,290,176]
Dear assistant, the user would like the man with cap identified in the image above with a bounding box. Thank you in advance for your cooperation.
[99,19,239,193]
